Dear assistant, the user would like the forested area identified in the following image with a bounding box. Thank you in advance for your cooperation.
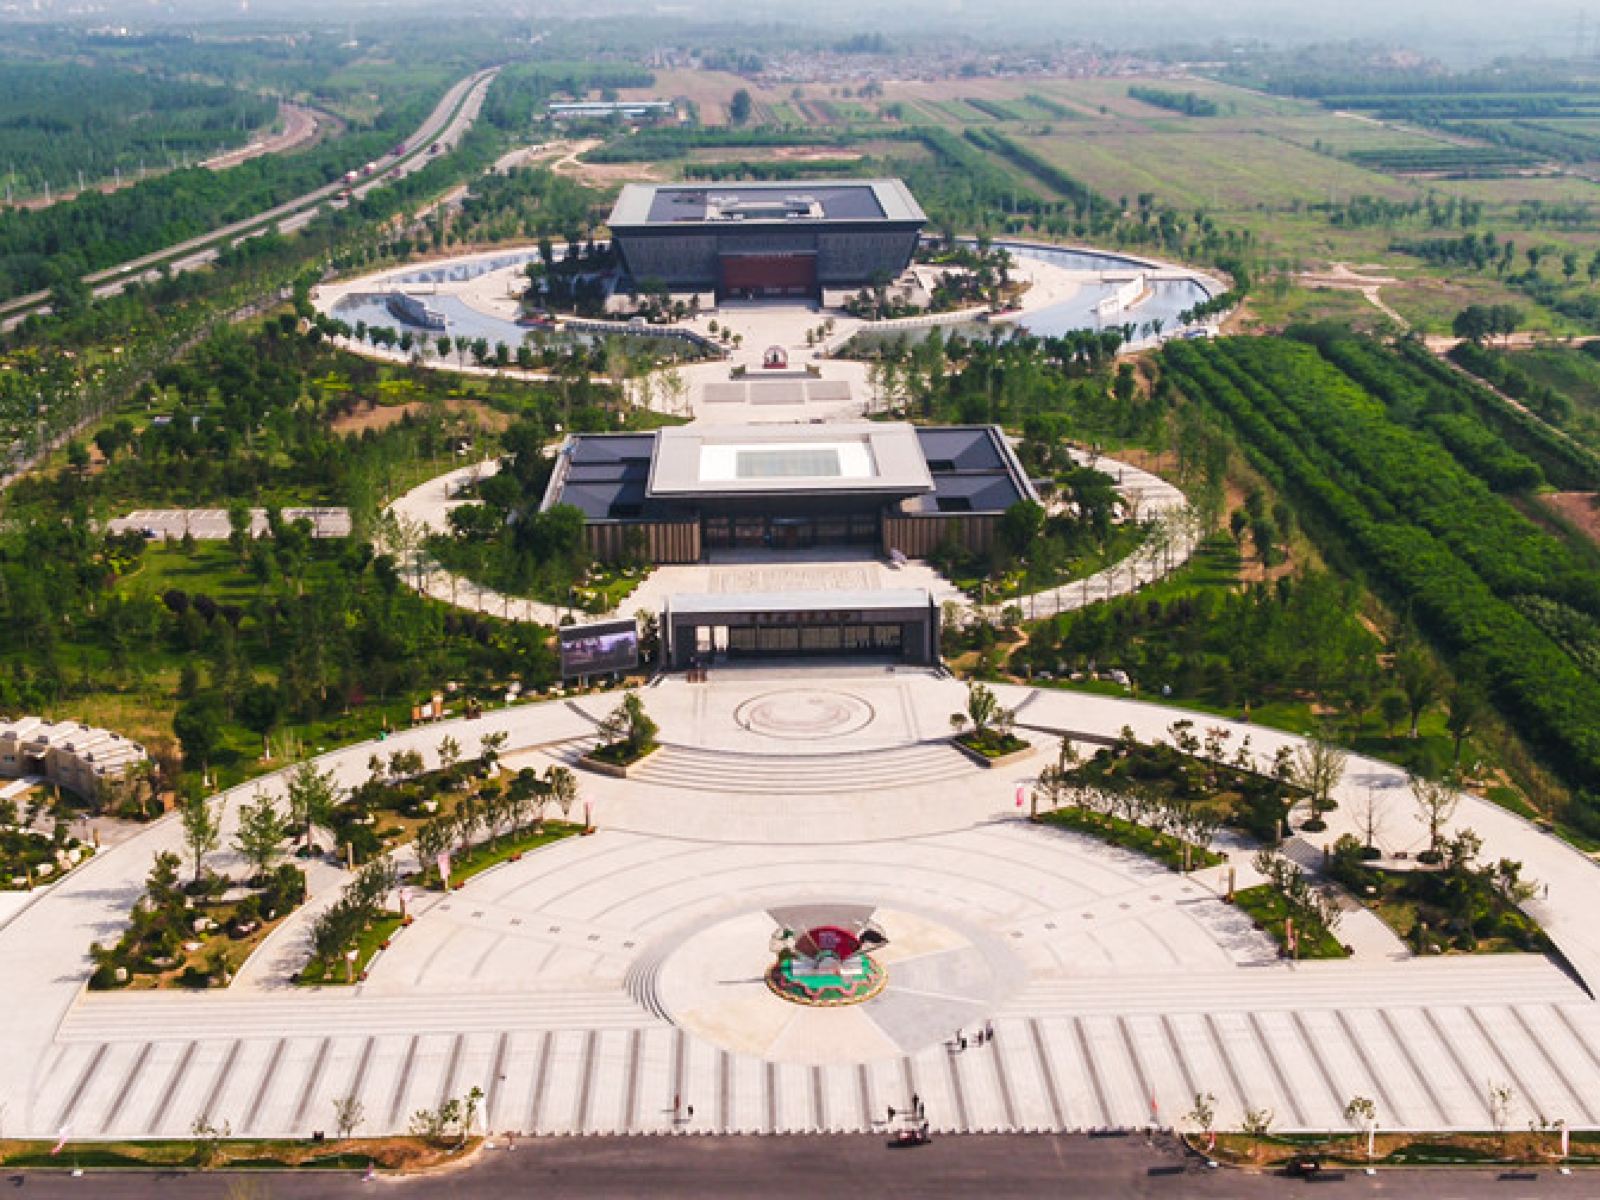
[0,52,696,801]
[1160,334,1600,827]
[443,168,607,248]
[1020,570,1379,714]
[0,54,663,305]
[0,59,630,466]
[0,85,438,304]
[848,326,1149,433]
[427,422,606,605]
[0,64,278,201]
[0,316,594,781]
[0,508,557,783]
[1343,145,1536,173]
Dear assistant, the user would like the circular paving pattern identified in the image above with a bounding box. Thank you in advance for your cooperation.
[733,689,876,741]
[651,900,1023,1064]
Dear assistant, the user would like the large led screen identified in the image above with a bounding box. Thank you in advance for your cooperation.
[559,619,639,678]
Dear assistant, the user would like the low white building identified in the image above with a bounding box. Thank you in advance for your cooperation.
[0,717,147,802]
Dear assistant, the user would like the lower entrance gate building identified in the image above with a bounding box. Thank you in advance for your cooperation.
[662,589,940,669]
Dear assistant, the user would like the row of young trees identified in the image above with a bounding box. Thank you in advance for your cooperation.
[411,764,579,879]
[1018,571,1385,718]
[307,860,400,982]
[1161,335,1600,824]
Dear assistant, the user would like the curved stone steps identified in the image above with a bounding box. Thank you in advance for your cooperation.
[622,938,675,1021]
[625,741,981,795]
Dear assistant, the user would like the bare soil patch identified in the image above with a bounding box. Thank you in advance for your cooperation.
[1537,491,1600,546]
[330,397,513,437]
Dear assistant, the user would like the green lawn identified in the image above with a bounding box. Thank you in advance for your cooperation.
[297,913,404,986]
[419,821,584,891]
[1033,807,1224,872]
[1232,883,1348,959]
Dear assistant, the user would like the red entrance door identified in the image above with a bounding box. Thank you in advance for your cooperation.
[719,253,817,298]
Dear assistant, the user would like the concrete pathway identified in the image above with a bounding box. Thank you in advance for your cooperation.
[385,458,571,626]
[989,451,1197,623]
[388,447,1192,630]
[107,507,351,541]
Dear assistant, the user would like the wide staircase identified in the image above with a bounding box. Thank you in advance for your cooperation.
[614,740,982,795]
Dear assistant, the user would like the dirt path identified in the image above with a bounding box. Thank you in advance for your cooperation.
[550,139,668,187]
[1296,262,1410,331]
[329,396,513,437]
[1536,492,1600,547]
[1427,346,1600,476]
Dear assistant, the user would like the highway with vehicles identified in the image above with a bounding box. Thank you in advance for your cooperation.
[0,66,500,332]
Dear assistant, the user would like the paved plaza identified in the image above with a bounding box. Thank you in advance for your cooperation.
[6,671,1600,1143]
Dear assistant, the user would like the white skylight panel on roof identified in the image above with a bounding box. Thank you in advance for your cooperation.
[697,439,878,484]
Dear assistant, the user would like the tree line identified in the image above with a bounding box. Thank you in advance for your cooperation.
[1127,86,1220,117]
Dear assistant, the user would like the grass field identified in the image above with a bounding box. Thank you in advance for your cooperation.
[1019,125,1414,210]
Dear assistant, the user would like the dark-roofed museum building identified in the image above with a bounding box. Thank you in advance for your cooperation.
[541,422,1039,564]
[607,179,926,300]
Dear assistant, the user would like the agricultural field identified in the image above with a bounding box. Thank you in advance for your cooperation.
[596,66,1600,333]
[1016,124,1414,211]
[618,69,790,125]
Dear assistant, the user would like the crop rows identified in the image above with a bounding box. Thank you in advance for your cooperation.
[1163,336,1600,811]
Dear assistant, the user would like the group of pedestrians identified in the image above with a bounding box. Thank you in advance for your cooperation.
[886,1093,930,1145]
[948,1019,996,1053]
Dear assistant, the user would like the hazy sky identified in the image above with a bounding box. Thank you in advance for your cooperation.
[18,0,1597,61]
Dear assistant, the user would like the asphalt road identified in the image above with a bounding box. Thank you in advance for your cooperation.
[1,1135,1588,1199]
[0,66,498,330]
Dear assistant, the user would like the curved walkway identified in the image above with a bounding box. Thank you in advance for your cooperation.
[1001,684,1600,997]
[385,457,572,626]
[987,451,1197,622]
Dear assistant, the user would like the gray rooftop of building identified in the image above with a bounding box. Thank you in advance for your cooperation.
[649,422,934,499]
[906,426,1042,515]
[609,179,926,228]
[541,423,1037,521]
